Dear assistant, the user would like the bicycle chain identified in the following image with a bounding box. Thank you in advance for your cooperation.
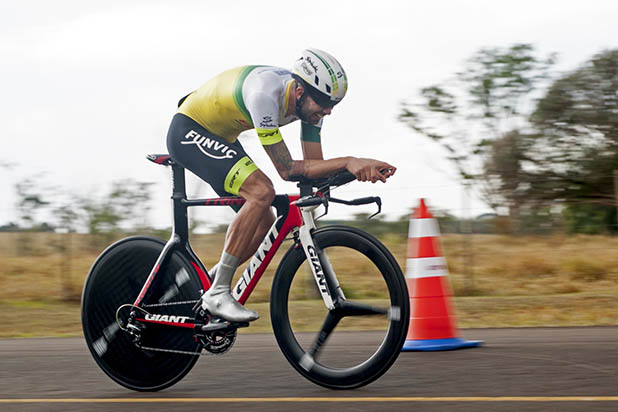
[135,331,236,357]
[136,344,202,356]
[141,299,199,308]
[134,299,236,356]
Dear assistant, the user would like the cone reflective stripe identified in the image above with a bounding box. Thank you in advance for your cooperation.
[402,198,483,351]
[408,217,441,238]
[406,256,448,278]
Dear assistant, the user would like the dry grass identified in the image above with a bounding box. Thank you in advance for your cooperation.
[390,233,618,297]
[0,232,617,337]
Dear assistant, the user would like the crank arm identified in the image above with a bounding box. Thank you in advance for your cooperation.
[199,320,249,333]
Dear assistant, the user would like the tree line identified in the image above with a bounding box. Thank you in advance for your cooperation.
[399,45,618,234]
[1,176,156,234]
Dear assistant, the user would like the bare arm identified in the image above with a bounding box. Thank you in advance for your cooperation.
[263,140,397,183]
[263,140,349,181]
[301,140,324,160]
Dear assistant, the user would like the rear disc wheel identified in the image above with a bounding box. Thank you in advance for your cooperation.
[81,237,203,391]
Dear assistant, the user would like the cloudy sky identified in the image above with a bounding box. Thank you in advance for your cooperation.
[1,0,617,230]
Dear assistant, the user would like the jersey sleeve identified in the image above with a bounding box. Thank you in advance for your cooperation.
[244,90,283,146]
[301,120,322,143]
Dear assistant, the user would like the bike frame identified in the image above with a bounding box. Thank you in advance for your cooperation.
[132,160,336,330]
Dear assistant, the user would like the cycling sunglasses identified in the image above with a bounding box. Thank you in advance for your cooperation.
[305,87,339,109]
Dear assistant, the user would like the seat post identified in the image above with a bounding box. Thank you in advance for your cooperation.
[170,163,189,242]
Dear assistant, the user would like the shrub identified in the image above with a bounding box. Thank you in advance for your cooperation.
[563,258,607,281]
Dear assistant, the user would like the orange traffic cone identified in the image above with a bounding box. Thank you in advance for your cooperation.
[401,198,483,351]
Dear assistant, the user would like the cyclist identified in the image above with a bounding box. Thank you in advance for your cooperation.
[167,48,396,323]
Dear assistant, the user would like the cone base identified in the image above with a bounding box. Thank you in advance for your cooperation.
[401,337,484,352]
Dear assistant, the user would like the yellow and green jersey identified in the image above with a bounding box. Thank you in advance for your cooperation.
[178,65,322,146]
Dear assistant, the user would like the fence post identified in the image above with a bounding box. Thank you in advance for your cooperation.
[57,228,74,301]
[462,181,475,293]
[614,170,618,233]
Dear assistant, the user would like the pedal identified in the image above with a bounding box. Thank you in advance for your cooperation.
[200,320,249,332]
[200,321,230,332]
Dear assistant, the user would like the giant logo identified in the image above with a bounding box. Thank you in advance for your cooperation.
[233,216,282,298]
[307,245,330,296]
[145,314,190,323]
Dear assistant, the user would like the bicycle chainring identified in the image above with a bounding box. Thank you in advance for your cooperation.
[201,329,237,354]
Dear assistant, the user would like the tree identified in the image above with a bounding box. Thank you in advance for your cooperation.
[519,49,618,232]
[14,176,51,231]
[11,175,53,254]
[399,44,555,215]
[53,203,80,301]
[81,179,154,234]
[482,129,537,222]
[526,49,618,205]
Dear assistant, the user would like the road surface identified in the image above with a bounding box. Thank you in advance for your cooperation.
[1,327,617,411]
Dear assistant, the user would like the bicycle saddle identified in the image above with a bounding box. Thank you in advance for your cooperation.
[146,154,175,166]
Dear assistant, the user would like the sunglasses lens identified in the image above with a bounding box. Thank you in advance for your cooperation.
[309,89,336,108]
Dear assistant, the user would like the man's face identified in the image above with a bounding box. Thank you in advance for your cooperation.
[299,93,333,125]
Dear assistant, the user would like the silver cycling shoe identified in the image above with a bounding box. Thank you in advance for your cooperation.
[200,288,259,323]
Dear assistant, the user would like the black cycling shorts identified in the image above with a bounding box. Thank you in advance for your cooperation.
[166,113,259,210]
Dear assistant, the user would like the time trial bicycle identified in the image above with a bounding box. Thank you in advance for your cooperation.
[81,154,409,391]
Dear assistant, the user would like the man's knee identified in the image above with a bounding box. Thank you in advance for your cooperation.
[252,183,275,207]
[239,171,275,207]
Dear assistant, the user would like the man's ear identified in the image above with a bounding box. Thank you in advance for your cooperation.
[295,82,304,99]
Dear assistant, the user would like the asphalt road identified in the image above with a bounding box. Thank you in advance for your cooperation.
[1,327,617,412]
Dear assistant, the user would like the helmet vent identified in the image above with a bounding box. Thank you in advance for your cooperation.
[325,84,331,93]
[314,75,320,86]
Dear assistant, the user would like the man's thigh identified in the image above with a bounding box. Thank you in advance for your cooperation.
[167,114,260,211]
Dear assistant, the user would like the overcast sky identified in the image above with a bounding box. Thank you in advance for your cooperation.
[1,0,617,230]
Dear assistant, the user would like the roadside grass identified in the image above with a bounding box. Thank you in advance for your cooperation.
[0,300,81,338]
[1,232,617,337]
[3,292,617,337]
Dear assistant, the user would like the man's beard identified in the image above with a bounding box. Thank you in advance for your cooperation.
[295,93,311,123]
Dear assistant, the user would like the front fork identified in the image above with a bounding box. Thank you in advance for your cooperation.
[297,206,345,310]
